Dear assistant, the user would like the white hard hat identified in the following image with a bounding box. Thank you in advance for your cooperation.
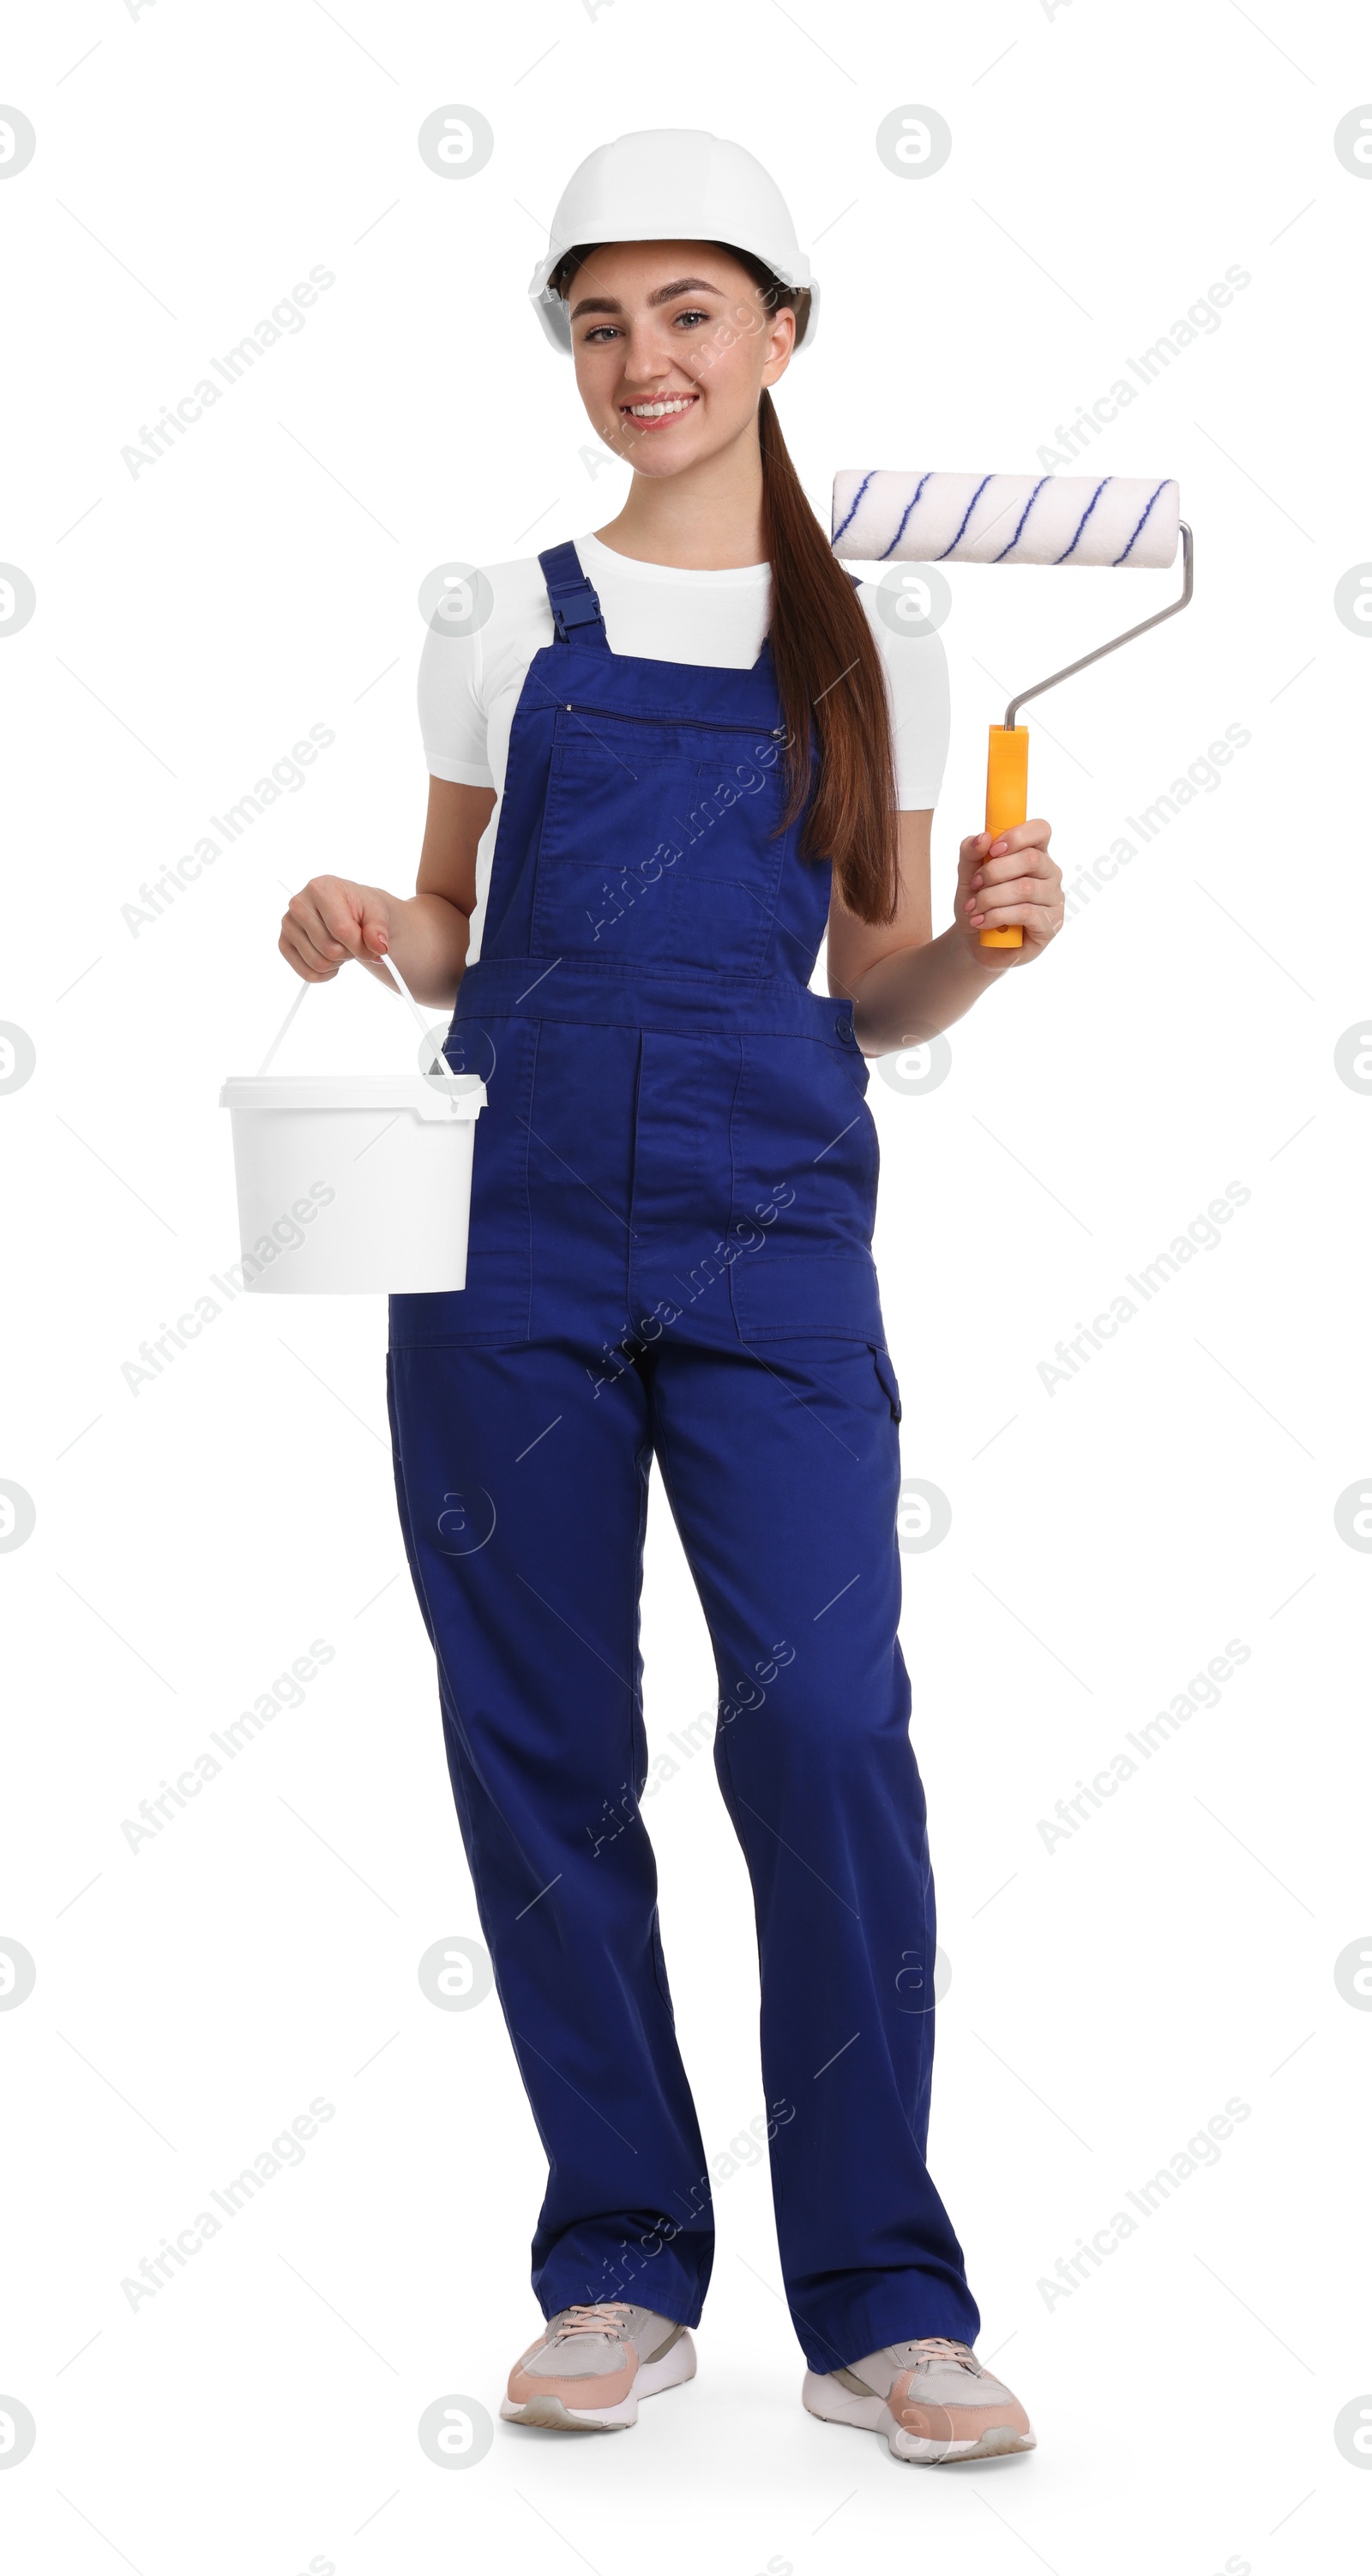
[527,128,819,355]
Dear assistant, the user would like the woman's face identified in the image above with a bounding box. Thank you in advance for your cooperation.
[565,240,796,478]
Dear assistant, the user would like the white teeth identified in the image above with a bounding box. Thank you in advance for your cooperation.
[627,397,695,418]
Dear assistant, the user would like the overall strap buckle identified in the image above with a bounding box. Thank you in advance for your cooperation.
[539,540,609,650]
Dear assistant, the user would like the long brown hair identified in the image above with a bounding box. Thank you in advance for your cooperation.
[551,242,900,925]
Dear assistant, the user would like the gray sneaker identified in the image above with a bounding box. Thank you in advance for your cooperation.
[803,2335,1035,2463]
[501,2301,696,2431]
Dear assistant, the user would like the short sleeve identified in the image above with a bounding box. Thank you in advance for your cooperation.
[861,593,951,811]
[417,618,496,787]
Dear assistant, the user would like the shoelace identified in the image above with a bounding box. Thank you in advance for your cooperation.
[551,2302,634,2341]
[902,2337,982,2375]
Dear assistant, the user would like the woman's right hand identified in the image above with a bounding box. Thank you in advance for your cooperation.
[279,876,396,982]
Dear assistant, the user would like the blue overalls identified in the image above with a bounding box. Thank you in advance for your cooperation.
[387,541,980,2371]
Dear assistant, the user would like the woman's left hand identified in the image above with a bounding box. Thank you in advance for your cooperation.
[956,819,1063,965]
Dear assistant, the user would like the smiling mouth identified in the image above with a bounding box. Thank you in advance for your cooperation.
[620,394,700,427]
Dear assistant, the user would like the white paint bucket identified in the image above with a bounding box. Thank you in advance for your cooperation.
[220,959,485,1294]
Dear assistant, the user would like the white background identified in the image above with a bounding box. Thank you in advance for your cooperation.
[3,2,1369,2568]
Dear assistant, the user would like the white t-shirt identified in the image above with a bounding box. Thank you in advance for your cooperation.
[418,529,949,961]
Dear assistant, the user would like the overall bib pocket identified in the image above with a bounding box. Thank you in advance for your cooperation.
[533,712,788,973]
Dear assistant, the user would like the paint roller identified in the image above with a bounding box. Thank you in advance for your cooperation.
[831,473,1194,946]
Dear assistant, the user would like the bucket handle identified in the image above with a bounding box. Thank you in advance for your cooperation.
[256,953,469,1107]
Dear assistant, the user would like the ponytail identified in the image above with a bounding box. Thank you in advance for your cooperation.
[755,385,900,924]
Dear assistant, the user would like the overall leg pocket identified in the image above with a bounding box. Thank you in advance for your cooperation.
[870,1342,903,1422]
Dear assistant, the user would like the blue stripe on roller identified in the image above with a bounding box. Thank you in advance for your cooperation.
[1112,480,1170,565]
[1055,478,1112,564]
[993,474,1053,562]
[878,471,936,561]
[937,474,994,560]
[832,469,875,546]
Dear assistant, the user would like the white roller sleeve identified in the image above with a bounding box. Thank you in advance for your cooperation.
[832,472,1180,568]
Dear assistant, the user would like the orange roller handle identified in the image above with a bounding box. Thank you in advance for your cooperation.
[982,725,1028,949]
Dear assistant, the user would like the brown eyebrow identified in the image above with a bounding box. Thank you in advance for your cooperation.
[569,275,725,321]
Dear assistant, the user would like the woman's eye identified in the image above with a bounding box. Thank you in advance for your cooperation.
[673,308,709,328]
[583,324,620,343]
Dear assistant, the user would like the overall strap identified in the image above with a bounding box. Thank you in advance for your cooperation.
[539,540,609,650]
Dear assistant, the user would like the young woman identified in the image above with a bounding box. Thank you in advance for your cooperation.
[280,130,1062,2465]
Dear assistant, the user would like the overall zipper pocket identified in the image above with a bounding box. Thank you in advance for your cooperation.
[553,702,787,740]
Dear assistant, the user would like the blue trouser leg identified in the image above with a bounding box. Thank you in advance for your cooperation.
[645,1336,980,2370]
[386,1338,715,2326]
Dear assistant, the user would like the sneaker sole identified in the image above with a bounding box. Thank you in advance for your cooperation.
[500,2332,697,2432]
[802,2372,1036,2465]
